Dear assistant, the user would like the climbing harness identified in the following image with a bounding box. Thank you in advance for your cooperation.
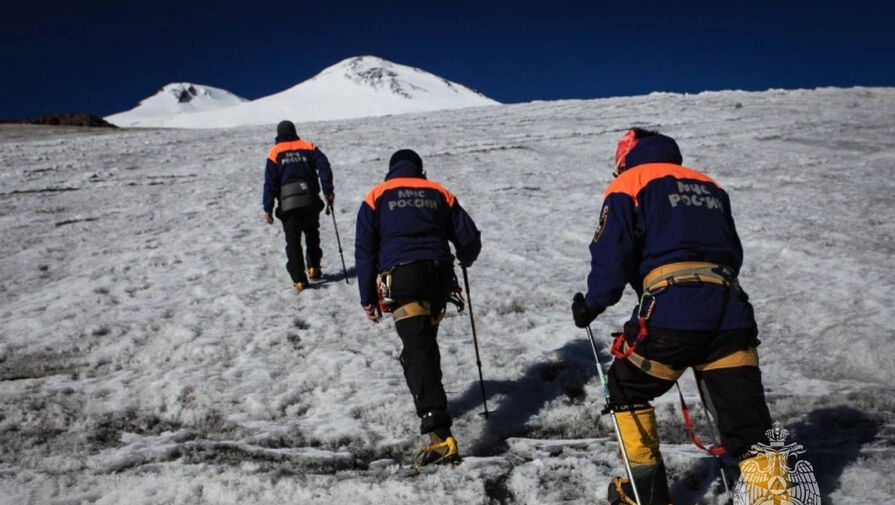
[611,262,735,361]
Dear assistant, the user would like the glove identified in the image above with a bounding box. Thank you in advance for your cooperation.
[363,304,381,323]
[325,193,335,205]
[571,292,604,328]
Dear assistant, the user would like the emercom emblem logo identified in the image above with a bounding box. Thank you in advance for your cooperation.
[734,421,820,505]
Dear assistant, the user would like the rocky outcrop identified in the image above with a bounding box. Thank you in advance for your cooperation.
[2,113,117,128]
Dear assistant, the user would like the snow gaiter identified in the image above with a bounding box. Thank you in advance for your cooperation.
[614,407,671,505]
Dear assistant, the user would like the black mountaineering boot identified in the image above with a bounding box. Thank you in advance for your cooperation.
[607,478,638,505]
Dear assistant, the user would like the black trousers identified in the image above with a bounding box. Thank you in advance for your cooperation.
[279,207,322,283]
[389,260,454,435]
[608,323,772,458]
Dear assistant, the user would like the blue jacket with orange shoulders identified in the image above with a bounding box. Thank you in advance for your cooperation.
[262,134,333,214]
[355,161,481,306]
[585,134,756,331]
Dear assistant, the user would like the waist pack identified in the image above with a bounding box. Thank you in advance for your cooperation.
[280,180,314,212]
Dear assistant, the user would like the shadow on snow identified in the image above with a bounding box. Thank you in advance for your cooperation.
[450,336,605,456]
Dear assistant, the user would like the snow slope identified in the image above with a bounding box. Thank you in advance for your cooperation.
[2,87,894,505]
[105,83,248,127]
[105,56,499,128]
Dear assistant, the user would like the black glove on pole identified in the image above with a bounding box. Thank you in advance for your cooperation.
[572,292,603,328]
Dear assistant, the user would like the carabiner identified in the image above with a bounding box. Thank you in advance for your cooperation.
[638,291,656,320]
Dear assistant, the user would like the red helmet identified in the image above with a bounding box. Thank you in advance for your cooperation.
[613,127,659,177]
[614,129,638,176]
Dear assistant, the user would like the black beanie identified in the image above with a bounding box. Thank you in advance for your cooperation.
[277,120,297,138]
[389,149,423,170]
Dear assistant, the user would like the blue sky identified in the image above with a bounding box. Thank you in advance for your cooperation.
[3,1,893,119]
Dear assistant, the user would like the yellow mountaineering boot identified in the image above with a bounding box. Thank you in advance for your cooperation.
[293,281,306,292]
[608,406,672,505]
[308,267,322,281]
[414,432,460,468]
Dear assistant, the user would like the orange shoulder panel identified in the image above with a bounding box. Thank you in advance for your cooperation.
[363,177,456,210]
[603,163,719,206]
[267,139,318,163]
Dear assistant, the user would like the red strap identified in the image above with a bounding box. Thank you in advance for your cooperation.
[611,294,656,359]
[610,316,649,359]
[676,383,726,456]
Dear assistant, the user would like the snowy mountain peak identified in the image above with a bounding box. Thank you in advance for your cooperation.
[152,82,247,106]
[106,82,247,127]
[318,56,486,101]
[159,82,241,104]
[106,56,499,128]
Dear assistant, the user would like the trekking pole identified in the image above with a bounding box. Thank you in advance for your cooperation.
[692,380,733,501]
[586,324,642,505]
[325,203,349,284]
[715,445,732,504]
[461,265,489,418]
[703,413,732,502]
